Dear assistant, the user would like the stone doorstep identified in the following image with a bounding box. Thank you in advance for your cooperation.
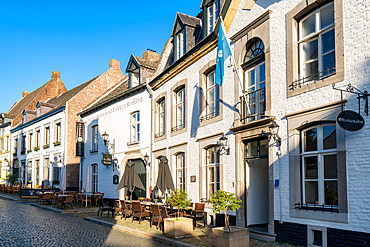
[84,217,196,247]
[249,230,276,243]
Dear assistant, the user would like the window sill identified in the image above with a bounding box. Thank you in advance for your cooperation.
[199,112,222,127]
[295,203,338,213]
[127,141,140,147]
[290,208,348,223]
[154,133,166,142]
[90,150,98,153]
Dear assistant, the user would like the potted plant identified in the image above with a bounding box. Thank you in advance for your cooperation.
[13,152,17,157]
[27,149,32,153]
[6,173,18,185]
[125,196,129,200]
[34,146,40,151]
[20,149,26,155]
[43,144,49,149]
[210,190,248,247]
[154,198,158,204]
[139,197,144,202]
[163,188,193,239]
[53,141,61,146]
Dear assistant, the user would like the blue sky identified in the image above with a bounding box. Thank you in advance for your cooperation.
[0,0,202,112]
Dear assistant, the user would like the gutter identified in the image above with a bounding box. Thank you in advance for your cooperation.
[11,106,65,133]
[145,78,154,195]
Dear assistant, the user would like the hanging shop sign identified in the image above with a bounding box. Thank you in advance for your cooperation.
[76,122,84,157]
[102,154,112,166]
[337,110,365,131]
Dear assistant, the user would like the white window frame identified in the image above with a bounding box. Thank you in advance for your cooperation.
[244,61,266,122]
[175,88,185,129]
[176,29,185,60]
[44,125,50,147]
[301,124,338,207]
[157,100,165,136]
[28,132,33,151]
[35,159,40,186]
[206,146,220,199]
[129,72,140,89]
[207,0,220,35]
[206,71,220,117]
[92,125,98,152]
[130,111,140,143]
[54,121,61,144]
[298,2,335,81]
[35,129,40,148]
[176,153,185,190]
[92,164,98,192]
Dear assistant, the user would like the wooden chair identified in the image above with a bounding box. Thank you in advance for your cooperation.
[97,198,114,217]
[120,200,133,221]
[7,185,13,195]
[76,194,82,206]
[12,186,20,196]
[61,195,74,209]
[43,193,52,205]
[192,203,206,229]
[36,192,43,204]
[132,201,150,224]
[150,204,162,230]
[81,194,91,207]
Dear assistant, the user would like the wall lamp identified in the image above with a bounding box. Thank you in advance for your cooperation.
[268,122,281,146]
[219,134,230,154]
[101,132,119,171]
[143,153,150,166]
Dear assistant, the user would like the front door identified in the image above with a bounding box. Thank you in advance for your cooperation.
[244,138,269,231]
[130,159,146,200]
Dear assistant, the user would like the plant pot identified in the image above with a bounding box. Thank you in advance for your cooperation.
[212,226,249,247]
[163,217,193,239]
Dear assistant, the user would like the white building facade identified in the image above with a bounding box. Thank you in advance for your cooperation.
[0,115,12,182]
[79,83,152,199]
[10,107,66,188]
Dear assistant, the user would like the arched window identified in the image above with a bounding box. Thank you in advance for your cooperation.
[206,146,220,198]
[243,39,266,122]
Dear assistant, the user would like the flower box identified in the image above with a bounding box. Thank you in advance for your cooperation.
[33,147,40,151]
[20,150,26,155]
[53,141,61,146]
[27,149,32,153]
[212,226,249,247]
[13,153,17,157]
[43,144,49,149]
[163,217,193,239]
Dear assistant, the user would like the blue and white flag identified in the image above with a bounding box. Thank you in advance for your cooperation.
[215,19,232,86]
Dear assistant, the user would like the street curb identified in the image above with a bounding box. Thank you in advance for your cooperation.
[84,217,196,247]
[0,194,20,201]
[30,203,63,213]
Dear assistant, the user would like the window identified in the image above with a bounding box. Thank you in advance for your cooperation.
[92,164,98,192]
[129,71,140,89]
[35,159,40,186]
[92,125,98,152]
[6,134,9,152]
[35,130,40,149]
[174,88,185,131]
[205,70,220,120]
[53,166,60,185]
[176,153,185,190]
[28,133,33,151]
[207,0,220,35]
[44,126,50,147]
[242,39,266,122]
[156,100,165,137]
[54,121,61,145]
[299,2,335,81]
[206,146,220,199]
[26,160,32,184]
[14,138,18,154]
[301,124,338,207]
[21,135,26,153]
[43,157,50,186]
[176,29,186,60]
[129,111,140,145]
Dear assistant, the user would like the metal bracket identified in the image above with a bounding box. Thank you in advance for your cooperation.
[332,83,369,116]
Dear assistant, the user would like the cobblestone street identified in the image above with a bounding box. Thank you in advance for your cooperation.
[0,198,169,247]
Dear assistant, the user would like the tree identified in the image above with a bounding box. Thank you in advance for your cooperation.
[6,173,18,185]
[210,190,242,231]
[167,188,191,218]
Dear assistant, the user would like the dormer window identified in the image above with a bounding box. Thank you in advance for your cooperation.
[207,0,220,35]
[129,70,140,89]
[176,29,186,60]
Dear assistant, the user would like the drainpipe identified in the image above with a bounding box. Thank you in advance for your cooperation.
[277,143,282,224]
[145,78,154,195]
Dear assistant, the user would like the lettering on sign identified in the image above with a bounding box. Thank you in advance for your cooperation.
[88,97,144,122]
[337,110,365,131]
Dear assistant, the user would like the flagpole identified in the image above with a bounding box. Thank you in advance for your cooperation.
[219,17,251,119]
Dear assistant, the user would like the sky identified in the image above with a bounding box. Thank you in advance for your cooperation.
[0,0,202,112]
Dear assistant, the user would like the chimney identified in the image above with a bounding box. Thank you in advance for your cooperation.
[22,91,29,97]
[52,71,60,79]
[143,49,160,61]
[109,59,120,70]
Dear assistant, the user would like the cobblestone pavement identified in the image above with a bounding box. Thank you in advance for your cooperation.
[0,198,169,247]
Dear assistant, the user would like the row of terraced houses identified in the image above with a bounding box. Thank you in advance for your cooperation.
[1,0,369,245]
